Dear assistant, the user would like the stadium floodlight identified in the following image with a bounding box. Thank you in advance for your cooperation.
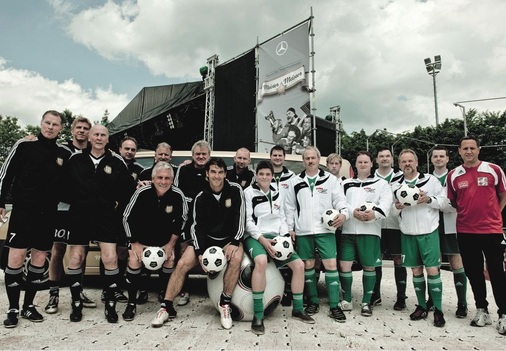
[424,55,442,126]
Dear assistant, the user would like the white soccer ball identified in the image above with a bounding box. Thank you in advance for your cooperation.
[321,208,339,231]
[395,183,421,207]
[142,246,166,271]
[207,254,284,321]
[358,201,376,223]
[270,236,294,261]
[202,246,226,273]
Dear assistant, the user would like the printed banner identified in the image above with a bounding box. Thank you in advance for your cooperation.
[256,21,311,154]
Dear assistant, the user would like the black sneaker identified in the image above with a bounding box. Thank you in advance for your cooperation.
[434,308,446,327]
[426,297,434,311]
[70,300,83,322]
[80,291,97,308]
[44,294,59,314]
[329,306,346,322]
[456,303,468,318]
[393,296,407,311]
[114,289,128,303]
[104,300,118,323]
[101,290,106,302]
[21,305,44,323]
[122,303,136,322]
[136,290,149,305]
[251,316,265,335]
[371,294,382,306]
[292,310,315,324]
[410,305,427,321]
[3,309,19,328]
[361,303,373,317]
[304,303,320,316]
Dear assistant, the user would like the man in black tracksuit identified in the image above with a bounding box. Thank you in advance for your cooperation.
[0,110,71,328]
[151,157,245,330]
[63,125,136,323]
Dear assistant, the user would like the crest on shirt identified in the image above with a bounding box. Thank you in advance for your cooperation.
[316,187,327,194]
[281,183,289,189]
[165,205,173,214]
[56,157,63,166]
[477,177,488,186]
[241,180,247,188]
[104,165,112,174]
[457,180,468,189]
[131,173,138,180]
[225,198,232,208]
[363,187,375,193]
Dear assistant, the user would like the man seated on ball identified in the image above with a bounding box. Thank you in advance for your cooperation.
[151,157,245,329]
[122,162,188,321]
[244,161,314,335]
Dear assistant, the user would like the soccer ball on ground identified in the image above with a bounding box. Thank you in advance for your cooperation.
[358,201,376,223]
[395,183,420,207]
[207,253,284,321]
[321,209,339,231]
[202,246,226,273]
[270,236,294,261]
[142,246,166,271]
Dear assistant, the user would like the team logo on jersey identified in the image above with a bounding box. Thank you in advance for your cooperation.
[165,205,173,214]
[131,173,138,180]
[225,199,232,208]
[273,203,280,211]
[104,166,112,174]
[241,180,247,188]
[281,183,289,189]
[477,177,488,186]
[363,187,375,193]
[56,157,64,166]
[457,180,468,189]
[316,187,327,194]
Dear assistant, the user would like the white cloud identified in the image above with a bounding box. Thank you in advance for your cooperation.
[0,57,129,127]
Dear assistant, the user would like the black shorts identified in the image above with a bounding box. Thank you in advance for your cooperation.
[53,210,71,244]
[69,210,120,245]
[5,207,55,251]
[381,228,402,256]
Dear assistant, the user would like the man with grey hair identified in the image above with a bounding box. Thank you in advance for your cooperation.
[139,142,174,182]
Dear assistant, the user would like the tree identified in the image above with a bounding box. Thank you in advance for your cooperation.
[0,116,25,167]
[95,109,110,127]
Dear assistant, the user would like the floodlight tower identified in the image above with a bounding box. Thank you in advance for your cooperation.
[329,106,342,155]
[424,55,442,127]
[203,54,219,149]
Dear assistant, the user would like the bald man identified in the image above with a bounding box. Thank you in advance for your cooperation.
[226,147,255,190]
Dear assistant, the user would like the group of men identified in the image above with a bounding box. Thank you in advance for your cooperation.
[1,110,505,337]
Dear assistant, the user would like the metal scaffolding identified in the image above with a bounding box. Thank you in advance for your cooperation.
[203,54,219,148]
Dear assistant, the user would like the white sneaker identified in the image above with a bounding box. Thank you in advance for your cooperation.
[218,303,232,329]
[151,308,169,328]
[470,308,492,327]
[177,292,190,306]
[496,314,506,335]
[338,300,353,311]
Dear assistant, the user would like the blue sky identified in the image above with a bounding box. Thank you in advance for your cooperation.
[1,0,505,135]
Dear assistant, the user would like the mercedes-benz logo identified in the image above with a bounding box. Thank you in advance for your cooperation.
[276,41,288,56]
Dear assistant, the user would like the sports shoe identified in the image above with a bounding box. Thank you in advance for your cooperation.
[177,291,190,306]
[3,309,19,328]
[136,290,149,305]
[393,296,407,311]
[496,314,506,335]
[44,294,59,314]
[291,310,315,324]
[329,306,346,322]
[114,289,128,303]
[218,303,233,329]
[371,294,382,306]
[455,303,468,318]
[304,303,320,316]
[70,300,83,322]
[80,291,97,308]
[251,316,265,335]
[434,308,446,327]
[338,300,352,311]
[426,296,434,311]
[122,303,136,321]
[409,305,427,321]
[104,300,118,323]
[470,308,492,327]
[21,305,44,323]
[151,308,169,328]
[361,303,372,317]
[101,290,106,302]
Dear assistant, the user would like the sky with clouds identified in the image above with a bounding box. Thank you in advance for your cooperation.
[1,0,505,137]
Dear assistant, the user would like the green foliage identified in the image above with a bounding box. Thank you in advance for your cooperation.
[0,115,25,167]
[95,109,110,127]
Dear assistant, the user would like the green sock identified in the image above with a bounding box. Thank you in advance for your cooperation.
[340,271,353,302]
[253,291,264,319]
[293,293,303,312]
[412,274,427,308]
[428,273,443,311]
[304,269,318,304]
[453,268,467,306]
[362,270,376,304]
[325,269,340,309]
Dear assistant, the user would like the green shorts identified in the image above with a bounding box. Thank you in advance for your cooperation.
[401,230,441,268]
[381,228,402,256]
[244,235,299,267]
[296,233,337,261]
[339,234,382,268]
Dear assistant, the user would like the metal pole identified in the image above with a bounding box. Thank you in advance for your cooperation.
[432,71,439,126]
